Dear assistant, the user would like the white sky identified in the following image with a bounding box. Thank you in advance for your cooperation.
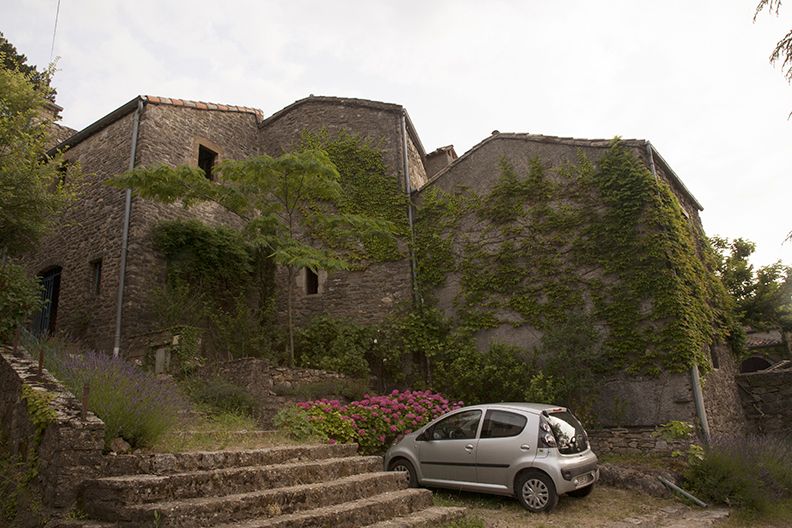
[3,0,791,269]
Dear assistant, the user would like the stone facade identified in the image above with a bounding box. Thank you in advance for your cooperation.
[735,369,792,437]
[19,93,754,434]
[22,95,425,355]
[0,346,105,513]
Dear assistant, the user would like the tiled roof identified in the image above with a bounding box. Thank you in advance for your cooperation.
[146,96,264,119]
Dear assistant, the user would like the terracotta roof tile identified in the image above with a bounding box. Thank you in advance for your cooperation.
[145,96,263,121]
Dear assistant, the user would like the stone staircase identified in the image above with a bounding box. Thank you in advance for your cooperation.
[75,443,465,528]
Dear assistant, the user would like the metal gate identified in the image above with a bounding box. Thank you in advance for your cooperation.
[33,267,62,336]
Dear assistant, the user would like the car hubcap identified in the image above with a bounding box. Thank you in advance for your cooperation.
[522,478,549,509]
[394,464,411,485]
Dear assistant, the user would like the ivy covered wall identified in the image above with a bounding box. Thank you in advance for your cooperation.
[415,136,738,378]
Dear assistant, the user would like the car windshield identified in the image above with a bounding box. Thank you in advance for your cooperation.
[546,411,588,454]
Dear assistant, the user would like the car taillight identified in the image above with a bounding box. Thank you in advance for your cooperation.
[539,419,557,448]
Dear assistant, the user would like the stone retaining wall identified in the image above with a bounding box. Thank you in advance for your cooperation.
[735,369,792,437]
[588,427,692,457]
[194,357,361,427]
[0,346,105,513]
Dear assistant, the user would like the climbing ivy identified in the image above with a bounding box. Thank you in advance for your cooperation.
[414,139,736,375]
[300,129,410,265]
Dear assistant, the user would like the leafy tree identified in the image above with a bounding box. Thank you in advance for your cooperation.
[712,236,792,332]
[754,1,792,83]
[0,48,77,342]
[108,150,396,365]
[0,32,55,101]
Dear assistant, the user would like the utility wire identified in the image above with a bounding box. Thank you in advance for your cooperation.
[50,0,61,63]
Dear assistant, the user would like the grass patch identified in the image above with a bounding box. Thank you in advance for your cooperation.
[432,485,678,527]
[148,411,318,453]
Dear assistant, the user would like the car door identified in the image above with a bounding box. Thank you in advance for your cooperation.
[475,409,538,490]
[418,409,482,486]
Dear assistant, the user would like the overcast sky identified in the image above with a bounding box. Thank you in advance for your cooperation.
[3,0,791,269]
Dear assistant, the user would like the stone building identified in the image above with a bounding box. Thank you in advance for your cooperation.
[23,94,747,433]
[27,95,426,357]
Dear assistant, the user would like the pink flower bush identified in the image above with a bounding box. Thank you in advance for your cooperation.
[276,390,464,454]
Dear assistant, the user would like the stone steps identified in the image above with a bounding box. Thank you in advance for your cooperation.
[78,443,465,528]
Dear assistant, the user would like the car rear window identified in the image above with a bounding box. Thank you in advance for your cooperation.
[481,410,527,439]
[546,411,588,454]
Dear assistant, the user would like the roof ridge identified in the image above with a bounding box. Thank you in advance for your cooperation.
[145,95,264,118]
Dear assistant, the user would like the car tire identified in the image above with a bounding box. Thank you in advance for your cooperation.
[388,459,418,488]
[567,483,594,498]
[516,470,558,513]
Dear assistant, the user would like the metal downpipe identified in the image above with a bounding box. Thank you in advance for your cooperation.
[113,98,144,357]
[400,110,419,303]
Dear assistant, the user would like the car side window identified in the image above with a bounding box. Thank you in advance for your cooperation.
[480,410,527,439]
[430,410,482,440]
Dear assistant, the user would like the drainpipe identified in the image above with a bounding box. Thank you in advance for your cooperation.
[113,98,144,358]
[646,140,711,441]
[400,110,419,303]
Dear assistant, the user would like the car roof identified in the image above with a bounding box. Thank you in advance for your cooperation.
[468,402,567,414]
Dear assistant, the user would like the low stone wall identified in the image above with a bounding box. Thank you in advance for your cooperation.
[194,357,360,428]
[588,427,691,457]
[0,346,105,513]
[735,369,792,437]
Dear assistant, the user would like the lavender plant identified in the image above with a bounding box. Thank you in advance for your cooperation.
[275,390,463,454]
[686,434,792,513]
[41,342,192,449]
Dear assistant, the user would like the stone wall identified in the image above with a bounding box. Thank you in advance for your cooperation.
[588,427,691,457]
[0,346,105,513]
[735,369,792,437]
[257,96,421,327]
[194,357,361,428]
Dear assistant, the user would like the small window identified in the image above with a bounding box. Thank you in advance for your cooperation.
[306,268,319,295]
[91,259,102,296]
[481,410,527,439]
[198,144,218,181]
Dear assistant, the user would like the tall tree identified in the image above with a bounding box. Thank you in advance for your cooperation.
[712,236,792,332]
[0,47,77,342]
[108,150,396,365]
[0,32,56,101]
[0,52,77,257]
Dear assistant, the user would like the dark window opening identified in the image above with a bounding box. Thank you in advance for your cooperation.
[91,259,102,296]
[198,145,218,180]
[34,266,62,336]
[709,345,720,369]
[306,268,319,295]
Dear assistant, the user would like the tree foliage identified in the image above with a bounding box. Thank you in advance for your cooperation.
[0,53,78,257]
[712,236,792,332]
[755,1,792,83]
[0,32,55,101]
[108,150,397,365]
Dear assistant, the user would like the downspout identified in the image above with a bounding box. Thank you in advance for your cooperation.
[645,141,711,441]
[400,110,419,303]
[113,98,144,357]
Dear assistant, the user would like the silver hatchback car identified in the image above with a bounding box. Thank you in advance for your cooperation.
[383,402,598,512]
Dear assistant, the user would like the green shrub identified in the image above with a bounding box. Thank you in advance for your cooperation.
[435,341,533,404]
[686,435,792,513]
[294,315,372,377]
[0,263,41,344]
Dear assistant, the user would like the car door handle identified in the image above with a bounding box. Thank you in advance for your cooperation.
[520,444,531,451]
[465,444,474,451]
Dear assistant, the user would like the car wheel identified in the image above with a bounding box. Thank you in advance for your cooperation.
[567,483,594,498]
[388,459,418,488]
[516,471,558,513]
